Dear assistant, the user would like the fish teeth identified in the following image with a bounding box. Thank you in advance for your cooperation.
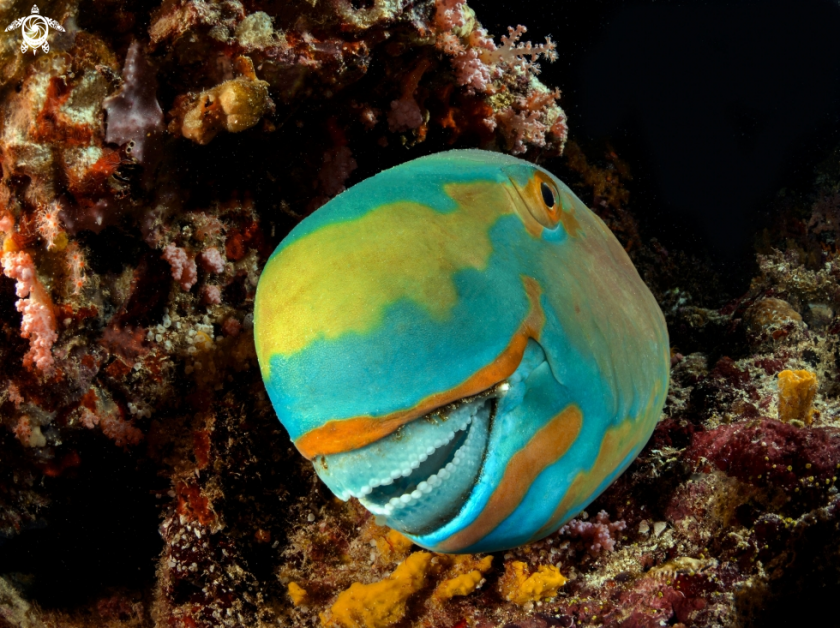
[349,394,492,514]
[372,413,486,512]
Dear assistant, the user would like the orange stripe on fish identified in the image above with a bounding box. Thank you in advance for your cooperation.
[295,277,545,459]
[437,404,583,552]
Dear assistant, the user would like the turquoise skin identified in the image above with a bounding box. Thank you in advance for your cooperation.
[255,149,670,553]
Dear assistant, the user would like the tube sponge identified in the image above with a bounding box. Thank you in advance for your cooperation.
[778,369,818,425]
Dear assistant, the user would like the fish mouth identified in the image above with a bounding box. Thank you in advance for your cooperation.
[313,386,503,536]
[311,339,549,537]
[363,389,502,535]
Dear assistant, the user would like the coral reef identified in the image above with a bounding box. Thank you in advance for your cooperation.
[1,0,839,627]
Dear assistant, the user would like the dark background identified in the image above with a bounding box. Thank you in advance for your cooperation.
[474,0,840,290]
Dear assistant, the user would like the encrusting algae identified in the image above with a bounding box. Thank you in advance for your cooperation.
[778,369,818,425]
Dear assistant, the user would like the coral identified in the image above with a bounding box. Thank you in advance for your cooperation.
[161,244,198,291]
[77,387,144,446]
[0,211,13,234]
[198,247,225,274]
[559,510,627,554]
[200,284,221,305]
[1,249,57,373]
[65,241,87,294]
[499,561,567,606]
[320,551,432,628]
[7,383,24,408]
[495,25,559,72]
[433,568,485,600]
[102,40,164,163]
[435,0,467,31]
[777,369,818,425]
[10,1,838,627]
[35,202,65,250]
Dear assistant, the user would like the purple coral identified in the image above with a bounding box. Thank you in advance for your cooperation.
[560,510,627,554]
[103,41,164,163]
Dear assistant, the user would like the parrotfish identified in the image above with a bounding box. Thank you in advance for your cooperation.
[255,149,670,553]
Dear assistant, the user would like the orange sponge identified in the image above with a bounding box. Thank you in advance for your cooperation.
[320,551,431,628]
[499,561,567,605]
[778,369,818,425]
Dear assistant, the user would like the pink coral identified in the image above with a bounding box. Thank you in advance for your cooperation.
[441,26,500,93]
[100,413,144,447]
[80,398,143,447]
[494,25,558,72]
[7,383,24,408]
[199,247,226,274]
[66,241,88,295]
[496,107,547,155]
[222,317,242,337]
[560,510,627,554]
[452,48,495,92]
[1,251,57,374]
[0,211,14,234]
[434,0,466,31]
[201,284,222,305]
[36,203,64,250]
[432,18,565,153]
[162,244,198,291]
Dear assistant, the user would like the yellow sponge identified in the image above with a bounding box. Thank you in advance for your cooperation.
[778,369,818,425]
[374,529,414,563]
[320,551,431,628]
[287,582,309,606]
[434,555,493,600]
[499,561,567,605]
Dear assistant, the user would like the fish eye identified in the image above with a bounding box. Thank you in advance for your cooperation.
[540,182,555,208]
